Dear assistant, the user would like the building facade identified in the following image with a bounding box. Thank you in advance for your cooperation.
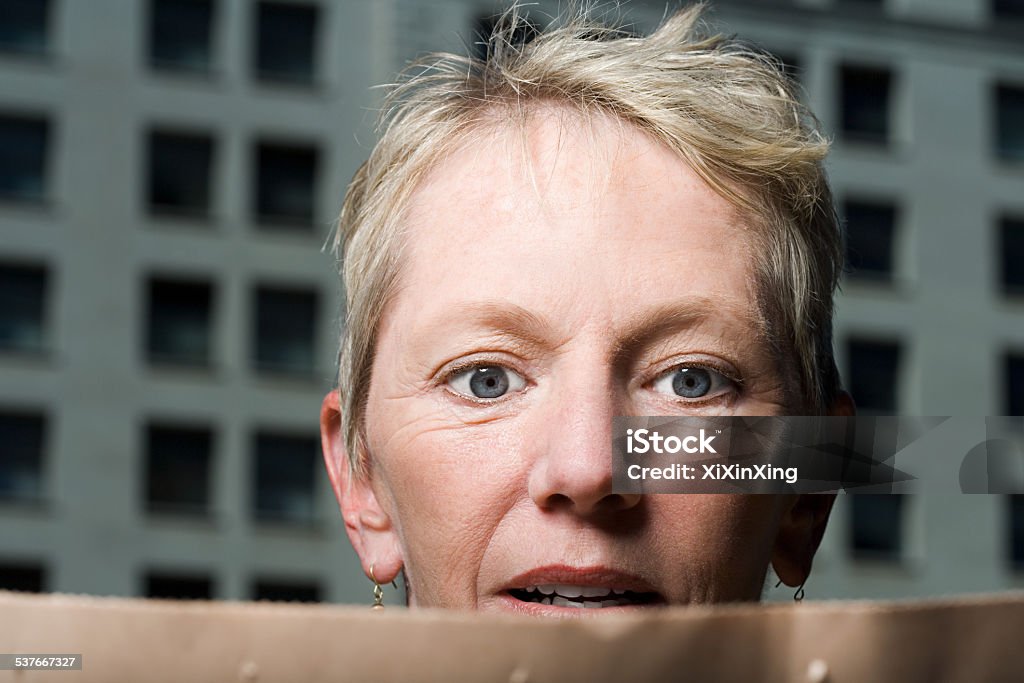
[0,0,1022,604]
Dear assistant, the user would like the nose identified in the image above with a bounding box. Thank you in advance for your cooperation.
[527,374,642,516]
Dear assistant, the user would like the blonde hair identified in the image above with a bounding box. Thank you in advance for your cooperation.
[333,3,843,477]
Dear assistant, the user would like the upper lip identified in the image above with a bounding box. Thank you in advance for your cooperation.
[502,564,660,595]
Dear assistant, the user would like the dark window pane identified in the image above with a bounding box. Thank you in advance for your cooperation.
[844,200,897,280]
[994,0,1024,20]
[147,130,214,215]
[254,142,318,226]
[145,424,212,515]
[846,338,901,414]
[0,263,47,352]
[840,65,892,144]
[1001,216,1024,295]
[1010,495,1024,570]
[0,562,46,592]
[0,0,50,56]
[0,115,49,202]
[253,432,318,524]
[0,412,45,503]
[146,278,214,366]
[471,12,539,62]
[253,286,317,375]
[253,578,321,602]
[773,53,801,84]
[254,2,318,84]
[145,572,213,599]
[996,85,1024,163]
[1007,354,1024,416]
[149,0,214,73]
[850,495,904,561]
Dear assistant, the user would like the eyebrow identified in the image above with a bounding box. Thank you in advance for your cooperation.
[419,297,757,357]
[433,300,553,350]
[613,300,717,356]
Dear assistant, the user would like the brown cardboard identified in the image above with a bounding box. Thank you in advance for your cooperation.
[1,589,1023,682]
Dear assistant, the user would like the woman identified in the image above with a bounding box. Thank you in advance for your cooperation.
[319,4,854,615]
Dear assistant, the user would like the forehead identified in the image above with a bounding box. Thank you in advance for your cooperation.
[388,107,761,342]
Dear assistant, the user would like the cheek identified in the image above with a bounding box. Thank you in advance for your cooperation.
[648,495,782,600]
[367,403,529,607]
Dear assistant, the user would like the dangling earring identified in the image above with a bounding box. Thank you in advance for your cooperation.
[369,564,384,610]
[774,578,806,602]
[368,564,398,610]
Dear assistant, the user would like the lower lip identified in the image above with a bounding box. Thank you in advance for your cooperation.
[493,592,664,617]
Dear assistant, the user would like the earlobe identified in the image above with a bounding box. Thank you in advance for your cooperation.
[319,390,404,584]
[771,493,836,587]
[830,390,856,417]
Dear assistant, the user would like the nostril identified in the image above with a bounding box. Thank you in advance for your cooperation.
[539,491,642,515]
[600,492,643,512]
[541,492,573,510]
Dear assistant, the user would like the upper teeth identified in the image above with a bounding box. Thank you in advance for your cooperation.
[527,585,626,599]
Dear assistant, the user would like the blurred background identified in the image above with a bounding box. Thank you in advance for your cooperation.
[0,0,1022,605]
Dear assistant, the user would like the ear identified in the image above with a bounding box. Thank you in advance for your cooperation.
[320,390,403,584]
[772,390,855,587]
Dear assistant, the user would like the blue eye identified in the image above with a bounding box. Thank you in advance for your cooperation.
[447,365,526,400]
[651,366,733,400]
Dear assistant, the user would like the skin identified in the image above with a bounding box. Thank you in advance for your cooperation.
[321,107,853,615]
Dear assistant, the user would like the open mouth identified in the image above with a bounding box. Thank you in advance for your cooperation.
[506,585,662,609]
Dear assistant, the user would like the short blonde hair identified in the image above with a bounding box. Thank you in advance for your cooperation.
[333,3,843,477]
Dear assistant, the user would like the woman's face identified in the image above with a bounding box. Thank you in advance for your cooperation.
[322,109,836,615]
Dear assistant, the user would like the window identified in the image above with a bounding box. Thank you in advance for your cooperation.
[0,412,45,503]
[0,263,48,353]
[0,0,51,56]
[1010,495,1024,570]
[1000,216,1024,295]
[252,578,321,602]
[147,130,214,216]
[773,53,801,84]
[471,12,539,62]
[253,142,318,226]
[146,277,214,366]
[994,0,1024,21]
[0,114,50,202]
[840,65,892,145]
[843,200,897,281]
[846,338,901,414]
[0,561,46,592]
[253,2,318,84]
[850,495,904,562]
[149,0,215,73]
[252,432,318,524]
[1007,353,1024,416]
[145,423,213,515]
[996,85,1024,163]
[145,571,213,599]
[253,285,317,375]
[837,0,884,7]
